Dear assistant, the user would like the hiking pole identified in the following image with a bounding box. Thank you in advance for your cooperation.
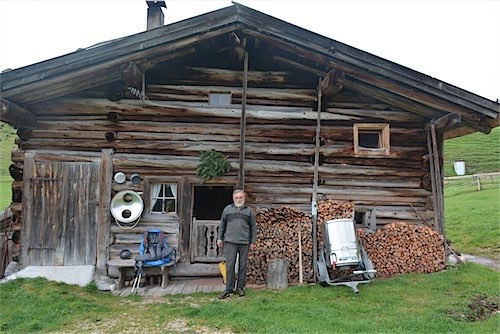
[131,273,138,294]
[131,271,142,294]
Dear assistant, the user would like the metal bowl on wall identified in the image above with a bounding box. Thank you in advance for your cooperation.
[113,172,126,184]
[130,173,141,184]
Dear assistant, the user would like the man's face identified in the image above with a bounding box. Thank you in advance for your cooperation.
[233,192,245,207]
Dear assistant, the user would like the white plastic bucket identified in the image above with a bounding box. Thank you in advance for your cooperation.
[453,160,465,176]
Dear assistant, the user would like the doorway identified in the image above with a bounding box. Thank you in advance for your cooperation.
[190,185,233,262]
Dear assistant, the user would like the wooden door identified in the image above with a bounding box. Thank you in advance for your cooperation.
[23,160,100,266]
[190,219,225,262]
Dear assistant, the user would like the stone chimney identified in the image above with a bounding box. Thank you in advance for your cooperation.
[146,1,166,30]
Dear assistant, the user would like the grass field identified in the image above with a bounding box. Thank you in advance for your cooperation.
[444,177,500,259]
[0,263,498,333]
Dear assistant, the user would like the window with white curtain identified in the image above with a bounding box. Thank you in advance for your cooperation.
[150,183,177,213]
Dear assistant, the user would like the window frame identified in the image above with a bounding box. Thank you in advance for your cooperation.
[144,179,179,215]
[209,92,232,106]
[353,123,390,157]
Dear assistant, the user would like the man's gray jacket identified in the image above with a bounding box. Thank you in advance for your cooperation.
[218,204,256,245]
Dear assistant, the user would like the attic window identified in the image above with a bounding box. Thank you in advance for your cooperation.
[209,93,231,106]
[353,123,390,156]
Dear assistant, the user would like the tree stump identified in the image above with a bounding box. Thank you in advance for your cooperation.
[266,259,288,290]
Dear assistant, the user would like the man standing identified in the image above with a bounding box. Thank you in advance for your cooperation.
[217,189,256,299]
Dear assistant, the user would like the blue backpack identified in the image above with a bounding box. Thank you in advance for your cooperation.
[136,228,174,267]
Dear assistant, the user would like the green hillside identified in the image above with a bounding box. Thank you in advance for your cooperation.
[444,127,500,177]
[0,122,16,209]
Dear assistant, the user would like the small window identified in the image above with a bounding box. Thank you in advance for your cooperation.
[150,183,177,213]
[353,123,390,156]
[209,93,231,106]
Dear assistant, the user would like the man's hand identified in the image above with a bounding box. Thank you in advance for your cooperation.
[217,239,223,248]
[250,243,256,250]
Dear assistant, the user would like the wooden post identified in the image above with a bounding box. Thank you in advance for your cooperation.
[20,151,35,269]
[96,149,113,274]
[298,228,303,284]
[426,122,445,236]
[238,49,249,190]
[430,123,445,236]
[426,126,439,229]
[312,77,322,281]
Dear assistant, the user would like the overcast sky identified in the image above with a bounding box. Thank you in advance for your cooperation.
[1,0,499,102]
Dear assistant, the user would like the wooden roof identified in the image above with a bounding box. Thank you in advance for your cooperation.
[1,3,498,138]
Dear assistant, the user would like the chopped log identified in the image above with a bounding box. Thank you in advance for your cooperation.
[266,259,288,290]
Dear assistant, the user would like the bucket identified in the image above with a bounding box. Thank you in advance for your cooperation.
[453,160,465,176]
[323,219,359,267]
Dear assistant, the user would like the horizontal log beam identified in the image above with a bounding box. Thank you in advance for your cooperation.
[432,113,461,132]
[20,136,425,161]
[33,97,355,121]
[148,84,316,104]
[0,98,36,126]
[180,66,297,86]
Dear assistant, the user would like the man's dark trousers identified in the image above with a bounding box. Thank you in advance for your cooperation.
[224,242,249,292]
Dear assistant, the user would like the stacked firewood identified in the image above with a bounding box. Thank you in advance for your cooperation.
[247,200,354,284]
[317,200,355,225]
[358,222,446,278]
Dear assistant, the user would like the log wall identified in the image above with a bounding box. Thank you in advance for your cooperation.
[9,82,435,271]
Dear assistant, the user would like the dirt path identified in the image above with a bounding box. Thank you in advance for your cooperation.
[459,254,500,271]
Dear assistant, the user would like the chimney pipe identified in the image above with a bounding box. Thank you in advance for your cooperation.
[146,1,166,30]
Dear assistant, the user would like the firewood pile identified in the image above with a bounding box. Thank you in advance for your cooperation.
[247,200,354,284]
[247,200,445,284]
[316,200,355,240]
[317,200,355,225]
[358,222,446,278]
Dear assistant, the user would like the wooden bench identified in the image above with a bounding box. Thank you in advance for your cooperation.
[107,251,177,289]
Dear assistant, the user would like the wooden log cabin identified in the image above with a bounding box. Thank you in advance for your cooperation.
[0,2,498,282]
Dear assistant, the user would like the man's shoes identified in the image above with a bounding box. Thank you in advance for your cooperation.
[218,290,232,300]
[237,288,245,297]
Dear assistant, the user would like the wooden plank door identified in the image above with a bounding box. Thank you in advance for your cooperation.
[190,219,225,263]
[23,160,100,266]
